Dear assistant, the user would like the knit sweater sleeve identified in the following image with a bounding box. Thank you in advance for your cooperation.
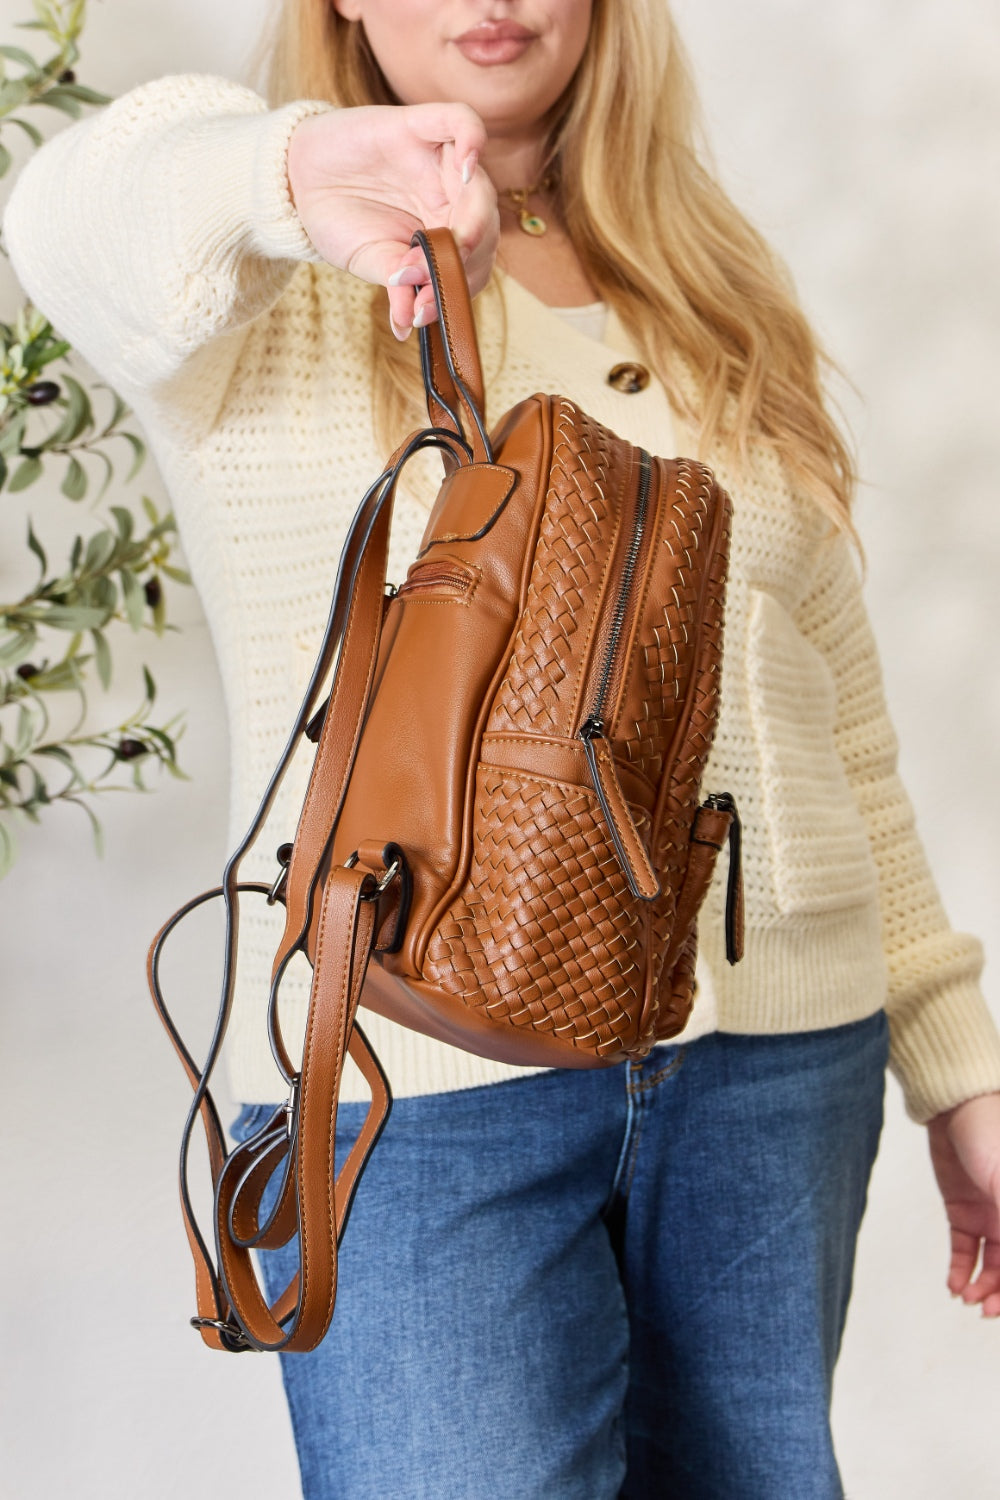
[794,532,1000,1121]
[2,74,331,428]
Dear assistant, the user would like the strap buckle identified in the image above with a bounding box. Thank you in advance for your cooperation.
[284,1074,299,1137]
[189,1316,253,1353]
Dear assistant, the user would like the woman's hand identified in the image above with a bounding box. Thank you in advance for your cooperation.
[286,103,499,340]
[927,1091,1000,1316]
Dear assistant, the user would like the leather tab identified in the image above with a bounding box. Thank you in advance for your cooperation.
[692,796,744,964]
[724,801,744,964]
[581,730,660,902]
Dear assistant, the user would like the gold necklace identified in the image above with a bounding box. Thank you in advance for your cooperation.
[499,171,559,236]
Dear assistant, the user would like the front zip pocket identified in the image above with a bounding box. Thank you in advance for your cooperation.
[394,556,479,604]
[578,449,659,902]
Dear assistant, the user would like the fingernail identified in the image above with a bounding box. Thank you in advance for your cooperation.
[461,151,477,185]
[412,305,429,328]
[390,317,411,342]
[388,268,406,286]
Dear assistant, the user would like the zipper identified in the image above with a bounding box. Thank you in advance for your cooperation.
[394,558,477,602]
[578,450,660,903]
[703,792,744,964]
[580,449,653,740]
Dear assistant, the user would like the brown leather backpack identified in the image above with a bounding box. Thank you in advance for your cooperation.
[149,227,743,1353]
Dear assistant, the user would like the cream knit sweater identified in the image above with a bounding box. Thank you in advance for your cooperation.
[6,75,1000,1121]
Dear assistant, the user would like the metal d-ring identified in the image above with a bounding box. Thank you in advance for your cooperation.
[344,850,401,898]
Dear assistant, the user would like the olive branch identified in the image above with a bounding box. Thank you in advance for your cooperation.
[0,0,191,876]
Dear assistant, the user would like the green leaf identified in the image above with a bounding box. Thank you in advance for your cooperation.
[142,665,156,704]
[4,115,44,149]
[91,626,111,689]
[60,454,87,500]
[50,82,109,106]
[0,819,15,879]
[65,794,104,858]
[25,658,84,692]
[0,142,12,180]
[0,454,7,490]
[81,527,115,576]
[90,575,116,612]
[161,563,192,586]
[41,603,111,630]
[102,390,130,434]
[110,505,134,543]
[4,115,44,152]
[14,702,35,755]
[0,45,39,68]
[36,89,83,119]
[0,411,27,458]
[0,625,37,668]
[45,372,91,446]
[120,431,146,481]
[35,743,77,769]
[33,337,71,367]
[120,567,144,631]
[0,78,32,113]
[26,519,47,578]
[7,455,43,491]
[81,450,107,504]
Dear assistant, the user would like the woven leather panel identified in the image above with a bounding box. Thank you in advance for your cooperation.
[617,460,714,781]
[649,465,731,1035]
[656,928,699,1039]
[486,400,627,739]
[423,766,648,1056]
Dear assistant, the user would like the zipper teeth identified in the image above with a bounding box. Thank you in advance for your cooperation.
[396,570,470,596]
[588,449,653,725]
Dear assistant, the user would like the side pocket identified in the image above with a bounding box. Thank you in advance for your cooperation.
[746,588,878,915]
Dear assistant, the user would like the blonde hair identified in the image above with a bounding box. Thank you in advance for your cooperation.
[252,0,857,530]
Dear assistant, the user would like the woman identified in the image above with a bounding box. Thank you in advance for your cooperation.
[6,2,1000,1495]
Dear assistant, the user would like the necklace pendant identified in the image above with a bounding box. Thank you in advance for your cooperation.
[519,209,548,236]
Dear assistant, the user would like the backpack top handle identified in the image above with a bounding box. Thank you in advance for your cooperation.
[412,227,493,465]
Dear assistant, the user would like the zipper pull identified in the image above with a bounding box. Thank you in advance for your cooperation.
[705,793,744,964]
[580,719,661,903]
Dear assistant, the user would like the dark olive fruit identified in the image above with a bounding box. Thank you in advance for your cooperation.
[26,381,61,406]
[16,663,39,680]
[58,69,76,83]
[143,576,163,609]
[116,738,148,761]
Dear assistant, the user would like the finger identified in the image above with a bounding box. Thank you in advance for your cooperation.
[386,281,416,339]
[981,1288,1000,1318]
[413,286,439,328]
[402,101,487,182]
[387,243,431,285]
[961,1272,997,1304]
[963,1242,1000,1304]
[448,172,500,298]
[947,1227,980,1295]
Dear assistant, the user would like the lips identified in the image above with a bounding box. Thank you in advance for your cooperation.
[453,20,538,65]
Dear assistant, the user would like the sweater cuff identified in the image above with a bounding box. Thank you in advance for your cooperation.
[167,95,335,270]
[888,974,1000,1122]
[246,98,334,262]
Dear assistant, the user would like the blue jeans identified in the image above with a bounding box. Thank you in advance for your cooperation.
[231,1011,888,1499]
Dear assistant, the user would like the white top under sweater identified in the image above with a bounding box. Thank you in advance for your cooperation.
[6,75,1000,1123]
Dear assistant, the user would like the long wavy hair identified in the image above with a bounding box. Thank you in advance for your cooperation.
[251,0,857,530]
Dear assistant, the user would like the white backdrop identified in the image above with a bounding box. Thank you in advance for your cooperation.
[1,2,998,1497]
